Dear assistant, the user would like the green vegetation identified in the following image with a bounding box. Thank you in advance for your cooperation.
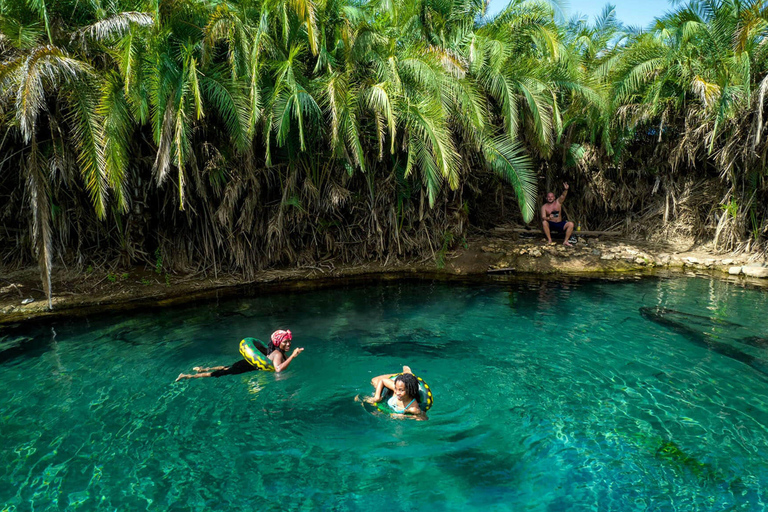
[154,248,163,274]
[1,0,767,308]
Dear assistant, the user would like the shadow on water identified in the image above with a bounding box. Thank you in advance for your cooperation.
[0,323,53,364]
[429,446,524,501]
[358,326,467,359]
[360,338,466,359]
[639,306,768,377]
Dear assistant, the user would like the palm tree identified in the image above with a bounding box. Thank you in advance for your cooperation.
[11,0,721,289]
[0,3,152,308]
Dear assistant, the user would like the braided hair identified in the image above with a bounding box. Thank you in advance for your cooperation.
[395,373,420,403]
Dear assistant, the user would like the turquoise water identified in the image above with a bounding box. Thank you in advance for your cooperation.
[2,275,768,511]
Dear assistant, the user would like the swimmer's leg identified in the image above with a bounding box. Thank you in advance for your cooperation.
[194,366,226,373]
[176,372,214,382]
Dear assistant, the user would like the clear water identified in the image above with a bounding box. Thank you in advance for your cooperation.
[2,275,768,511]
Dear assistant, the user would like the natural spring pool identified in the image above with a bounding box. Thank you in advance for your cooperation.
[2,275,768,511]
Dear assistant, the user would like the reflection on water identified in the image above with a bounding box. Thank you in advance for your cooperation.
[1,275,768,511]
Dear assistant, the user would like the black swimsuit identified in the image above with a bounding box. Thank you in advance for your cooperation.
[211,359,257,377]
[210,344,282,377]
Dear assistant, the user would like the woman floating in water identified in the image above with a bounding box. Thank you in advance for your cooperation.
[359,366,427,420]
[175,330,303,381]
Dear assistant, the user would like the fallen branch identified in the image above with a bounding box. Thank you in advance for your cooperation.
[487,267,516,274]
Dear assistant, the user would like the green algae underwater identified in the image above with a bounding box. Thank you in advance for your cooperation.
[2,275,768,511]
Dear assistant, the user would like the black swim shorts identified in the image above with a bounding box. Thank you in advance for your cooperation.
[547,220,568,232]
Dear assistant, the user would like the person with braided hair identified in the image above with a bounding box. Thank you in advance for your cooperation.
[360,366,425,419]
[175,329,303,381]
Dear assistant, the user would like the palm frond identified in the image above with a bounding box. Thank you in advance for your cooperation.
[67,77,109,218]
[201,74,250,151]
[99,72,133,213]
[13,46,92,142]
[79,12,154,42]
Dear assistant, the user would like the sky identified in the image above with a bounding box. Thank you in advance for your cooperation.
[485,0,673,29]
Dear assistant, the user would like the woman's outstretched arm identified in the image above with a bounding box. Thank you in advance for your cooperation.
[271,347,304,372]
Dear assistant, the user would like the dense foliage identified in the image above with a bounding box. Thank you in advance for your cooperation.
[1,0,767,306]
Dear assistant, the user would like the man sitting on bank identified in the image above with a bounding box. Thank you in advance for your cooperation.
[541,182,575,246]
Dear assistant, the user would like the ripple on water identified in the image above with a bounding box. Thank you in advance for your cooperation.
[2,277,768,510]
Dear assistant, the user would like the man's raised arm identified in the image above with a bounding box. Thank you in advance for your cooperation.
[558,182,569,203]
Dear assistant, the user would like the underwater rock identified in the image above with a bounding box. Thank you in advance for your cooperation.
[639,306,768,377]
[739,336,768,348]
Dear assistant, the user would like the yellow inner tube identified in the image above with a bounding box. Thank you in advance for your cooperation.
[239,338,274,372]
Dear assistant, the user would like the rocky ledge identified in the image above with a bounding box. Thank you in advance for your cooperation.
[471,234,767,278]
[1,228,767,325]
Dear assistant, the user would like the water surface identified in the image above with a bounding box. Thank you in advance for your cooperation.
[2,275,768,510]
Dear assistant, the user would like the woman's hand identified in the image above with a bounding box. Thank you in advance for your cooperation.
[292,347,304,358]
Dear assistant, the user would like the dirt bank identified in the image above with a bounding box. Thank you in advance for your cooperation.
[2,225,767,325]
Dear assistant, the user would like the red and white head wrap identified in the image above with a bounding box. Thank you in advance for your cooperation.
[270,329,292,348]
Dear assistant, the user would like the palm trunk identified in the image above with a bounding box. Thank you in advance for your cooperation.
[26,138,54,310]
